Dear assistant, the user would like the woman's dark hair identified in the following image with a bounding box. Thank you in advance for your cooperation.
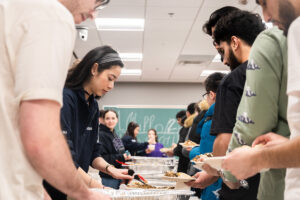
[124,121,140,140]
[213,10,266,46]
[204,72,225,93]
[103,109,118,119]
[176,110,186,119]
[202,6,240,36]
[65,45,124,89]
[187,103,196,115]
[99,109,106,119]
[148,128,158,142]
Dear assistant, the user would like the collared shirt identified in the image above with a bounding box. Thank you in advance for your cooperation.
[0,0,75,199]
[285,16,300,200]
[226,27,290,200]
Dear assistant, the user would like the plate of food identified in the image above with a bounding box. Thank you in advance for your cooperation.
[191,153,214,170]
[126,181,175,190]
[179,140,199,148]
[162,171,196,182]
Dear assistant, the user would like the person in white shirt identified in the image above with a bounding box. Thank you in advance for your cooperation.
[0,0,113,199]
[222,0,300,199]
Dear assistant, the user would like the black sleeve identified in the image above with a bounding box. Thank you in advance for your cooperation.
[91,112,102,165]
[210,84,242,136]
[173,127,186,157]
[122,137,148,153]
[99,133,124,168]
[60,93,79,168]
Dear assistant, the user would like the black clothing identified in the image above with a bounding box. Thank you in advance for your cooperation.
[121,135,148,156]
[209,62,260,200]
[173,126,190,173]
[219,174,260,200]
[210,62,247,136]
[98,124,125,179]
[188,110,207,143]
[44,88,101,200]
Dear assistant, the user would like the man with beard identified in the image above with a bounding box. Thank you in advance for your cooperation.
[186,10,265,200]
[222,0,300,200]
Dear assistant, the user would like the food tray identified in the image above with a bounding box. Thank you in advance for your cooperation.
[130,156,176,166]
[91,189,195,200]
[123,164,176,174]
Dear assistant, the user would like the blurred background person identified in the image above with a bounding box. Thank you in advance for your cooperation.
[146,129,166,157]
[122,121,152,156]
[99,109,131,189]
[188,72,225,200]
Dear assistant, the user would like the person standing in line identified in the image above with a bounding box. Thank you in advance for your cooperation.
[190,9,265,200]
[0,0,112,199]
[222,1,300,200]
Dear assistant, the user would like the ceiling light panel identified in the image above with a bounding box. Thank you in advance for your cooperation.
[95,18,144,31]
[119,53,143,62]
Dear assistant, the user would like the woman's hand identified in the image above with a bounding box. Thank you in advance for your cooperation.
[123,153,131,161]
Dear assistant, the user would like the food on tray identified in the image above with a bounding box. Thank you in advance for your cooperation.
[192,153,214,162]
[127,182,175,190]
[180,140,198,147]
[164,171,192,179]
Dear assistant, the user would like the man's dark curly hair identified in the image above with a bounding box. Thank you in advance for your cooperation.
[204,72,225,93]
[202,6,240,36]
[213,10,266,46]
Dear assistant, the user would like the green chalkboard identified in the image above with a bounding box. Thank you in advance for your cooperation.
[103,106,184,148]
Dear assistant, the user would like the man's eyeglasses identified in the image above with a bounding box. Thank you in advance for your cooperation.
[202,92,209,98]
[95,0,110,11]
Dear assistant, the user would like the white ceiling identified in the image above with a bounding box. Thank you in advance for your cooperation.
[74,0,262,83]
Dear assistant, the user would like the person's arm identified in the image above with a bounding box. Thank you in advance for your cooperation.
[123,137,149,152]
[92,157,133,180]
[77,168,104,189]
[222,137,300,181]
[20,100,96,199]
[212,133,232,156]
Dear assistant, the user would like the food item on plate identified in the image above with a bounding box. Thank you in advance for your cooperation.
[164,171,192,179]
[127,182,175,190]
[182,140,198,147]
[160,148,170,153]
[192,153,214,162]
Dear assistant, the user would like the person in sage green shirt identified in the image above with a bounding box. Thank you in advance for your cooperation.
[223,27,290,200]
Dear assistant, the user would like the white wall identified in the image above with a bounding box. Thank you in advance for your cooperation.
[98,82,206,108]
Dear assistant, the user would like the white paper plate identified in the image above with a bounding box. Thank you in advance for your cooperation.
[192,161,204,170]
[203,156,226,171]
[162,175,195,182]
[179,143,199,148]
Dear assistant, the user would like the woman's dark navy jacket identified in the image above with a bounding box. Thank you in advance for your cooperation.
[98,124,125,179]
[60,88,101,171]
[44,88,102,200]
[121,135,148,156]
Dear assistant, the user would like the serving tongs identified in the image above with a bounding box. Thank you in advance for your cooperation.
[125,169,149,186]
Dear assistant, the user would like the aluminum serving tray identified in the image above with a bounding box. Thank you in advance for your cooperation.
[123,163,176,174]
[91,189,167,200]
[131,156,176,166]
[92,189,195,200]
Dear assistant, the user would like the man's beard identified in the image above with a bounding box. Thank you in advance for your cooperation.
[228,47,241,71]
[279,0,297,36]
